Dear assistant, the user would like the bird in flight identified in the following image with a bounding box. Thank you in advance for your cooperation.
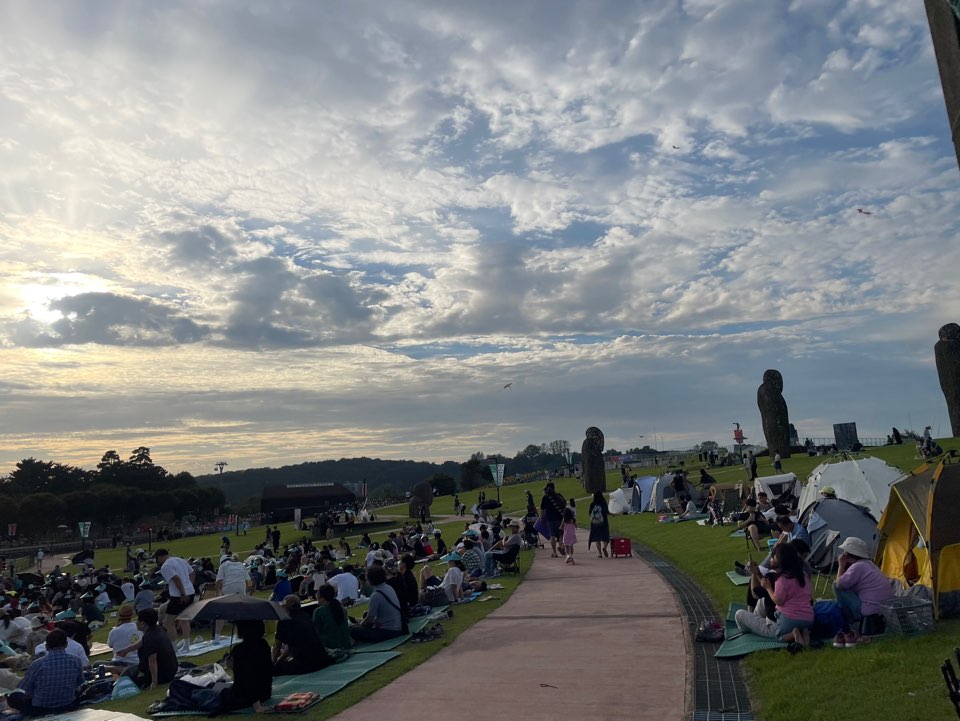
[503,383,512,390]
[671,145,680,150]
[857,208,873,215]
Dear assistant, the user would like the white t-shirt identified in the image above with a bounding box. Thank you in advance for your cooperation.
[35,637,90,667]
[441,566,464,591]
[121,582,135,601]
[160,556,196,597]
[364,550,379,568]
[215,561,250,595]
[0,617,30,646]
[107,622,142,664]
[96,591,111,607]
[327,572,360,601]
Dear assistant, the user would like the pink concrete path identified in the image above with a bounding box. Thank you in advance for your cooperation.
[330,546,689,721]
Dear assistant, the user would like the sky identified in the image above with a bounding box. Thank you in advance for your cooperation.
[1,0,959,477]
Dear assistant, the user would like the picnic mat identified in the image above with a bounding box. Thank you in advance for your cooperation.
[88,642,112,657]
[725,570,750,586]
[714,602,788,658]
[728,529,746,538]
[176,637,233,658]
[270,651,400,700]
[43,709,151,721]
[350,633,411,653]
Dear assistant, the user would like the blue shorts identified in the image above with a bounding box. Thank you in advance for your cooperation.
[776,614,813,637]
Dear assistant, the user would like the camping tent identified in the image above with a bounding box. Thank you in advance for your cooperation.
[799,497,879,572]
[648,474,699,512]
[634,476,656,512]
[799,455,905,520]
[752,473,799,507]
[608,485,643,515]
[875,460,960,618]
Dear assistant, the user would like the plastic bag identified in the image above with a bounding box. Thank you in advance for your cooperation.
[111,676,141,699]
[178,663,229,687]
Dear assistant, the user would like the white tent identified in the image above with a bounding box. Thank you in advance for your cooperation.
[648,474,699,512]
[798,455,905,520]
[608,486,643,515]
[752,473,798,505]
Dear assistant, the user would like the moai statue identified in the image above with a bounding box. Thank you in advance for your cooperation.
[407,480,433,519]
[935,323,960,437]
[757,369,791,459]
[581,426,606,493]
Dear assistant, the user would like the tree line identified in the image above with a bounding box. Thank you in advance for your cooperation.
[0,447,226,539]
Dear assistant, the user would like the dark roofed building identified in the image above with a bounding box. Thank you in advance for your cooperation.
[261,482,356,521]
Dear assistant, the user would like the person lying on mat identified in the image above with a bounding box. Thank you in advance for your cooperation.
[349,566,405,644]
[734,542,813,648]
[273,595,332,675]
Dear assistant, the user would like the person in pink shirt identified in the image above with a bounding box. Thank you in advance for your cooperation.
[834,536,895,638]
[735,542,813,647]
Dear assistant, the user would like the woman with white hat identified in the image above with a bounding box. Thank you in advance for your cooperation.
[833,536,895,646]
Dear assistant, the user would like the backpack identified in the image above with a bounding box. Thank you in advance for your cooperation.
[590,505,604,525]
[694,620,724,643]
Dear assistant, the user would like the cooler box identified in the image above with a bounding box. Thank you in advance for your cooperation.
[611,537,632,557]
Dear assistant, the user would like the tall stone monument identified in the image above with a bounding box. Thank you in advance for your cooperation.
[581,426,606,493]
[408,480,434,519]
[935,323,960,437]
[757,369,791,458]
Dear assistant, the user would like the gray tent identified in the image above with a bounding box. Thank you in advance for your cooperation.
[799,497,878,572]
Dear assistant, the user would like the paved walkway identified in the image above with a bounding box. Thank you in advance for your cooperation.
[330,545,688,721]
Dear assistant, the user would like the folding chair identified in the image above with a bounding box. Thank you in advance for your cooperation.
[941,647,960,719]
[494,544,521,576]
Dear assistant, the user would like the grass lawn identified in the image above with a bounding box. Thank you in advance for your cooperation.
[607,441,960,721]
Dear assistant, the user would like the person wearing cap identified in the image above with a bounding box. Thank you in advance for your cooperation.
[152,549,196,653]
[106,604,141,669]
[9,629,83,716]
[349,565,405,644]
[272,595,332,676]
[269,569,292,603]
[134,579,154,613]
[834,537,895,639]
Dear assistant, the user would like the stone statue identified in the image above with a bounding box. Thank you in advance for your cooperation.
[407,480,433,519]
[581,426,606,493]
[935,323,960,437]
[757,369,791,459]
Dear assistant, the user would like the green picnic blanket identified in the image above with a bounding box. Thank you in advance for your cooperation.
[351,606,450,653]
[714,603,788,658]
[726,570,750,586]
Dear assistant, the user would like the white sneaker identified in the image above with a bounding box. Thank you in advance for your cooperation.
[212,635,221,643]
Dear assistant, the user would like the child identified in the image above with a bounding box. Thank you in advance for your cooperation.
[561,507,578,565]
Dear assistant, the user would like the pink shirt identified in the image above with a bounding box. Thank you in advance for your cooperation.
[835,560,895,615]
[774,574,814,622]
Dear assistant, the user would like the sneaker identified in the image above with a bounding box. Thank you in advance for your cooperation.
[832,632,846,649]
[843,631,859,648]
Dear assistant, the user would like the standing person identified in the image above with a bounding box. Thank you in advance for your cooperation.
[525,490,537,519]
[271,527,281,554]
[213,554,251,643]
[568,498,577,519]
[35,548,44,573]
[453,494,460,513]
[587,491,610,559]
[561,507,578,565]
[749,452,758,480]
[742,453,751,482]
[773,450,782,473]
[152,549,196,653]
[539,483,567,558]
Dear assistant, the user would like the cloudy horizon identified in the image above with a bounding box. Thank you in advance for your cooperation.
[1,1,958,476]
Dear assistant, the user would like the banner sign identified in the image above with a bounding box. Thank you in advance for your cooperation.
[361,480,368,498]
[78,522,92,539]
[488,463,505,487]
[6,524,15,537]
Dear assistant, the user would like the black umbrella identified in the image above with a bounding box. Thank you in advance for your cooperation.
[103,583,126,605]
[71,550,94,566]
[16,572,43,586]
[479,500,502,510]
[177,594,290,623]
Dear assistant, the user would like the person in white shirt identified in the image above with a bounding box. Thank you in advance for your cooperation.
[326,566,360,603]
[120,579,136,603]
[213,555,251,642]
[441,557,464,603]
[35,635,90,668]
[153,549,196,653]
[364,544,381,568]
[106,605,141,668]
[35,549,44,573]
[0,609,31,649]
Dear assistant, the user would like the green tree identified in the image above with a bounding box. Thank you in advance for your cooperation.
[459,453,493,491]
[18,493,66,536]
[0,496,20,535]
[428,473,456,496]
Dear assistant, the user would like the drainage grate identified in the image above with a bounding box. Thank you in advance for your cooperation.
[632,544,755,721]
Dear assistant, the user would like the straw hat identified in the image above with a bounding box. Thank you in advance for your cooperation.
[838,537,870,559]
[117,604,134,621]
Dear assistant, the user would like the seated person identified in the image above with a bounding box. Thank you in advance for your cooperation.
[698,468,717,487]
[8,630,83,716]
[349,566,405,644]
[738,499,772,551]
[756,492,773,516]
[104,604,141,672]
[34,627,91,668]
[834,536,895,636]
[734,542,813,647]
[117,608,177,689]
[459,540,484,578]
[0,608,31,650]
[327,565,361,604]
[441,556,465,603]
[272,595,332,675]
[433,531,447,557]
[313,584,352,651]
[483,521,522,575]
[678,498,699,519]
[79,593,104,623]
[387,555,419,613]
[774,514,811,547]
[269,570,291,603]
[218,620,272,713]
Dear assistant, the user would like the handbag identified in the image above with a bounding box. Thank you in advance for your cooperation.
[533,515,552,540]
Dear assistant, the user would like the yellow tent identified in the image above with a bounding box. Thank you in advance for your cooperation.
[875,459,960,618]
